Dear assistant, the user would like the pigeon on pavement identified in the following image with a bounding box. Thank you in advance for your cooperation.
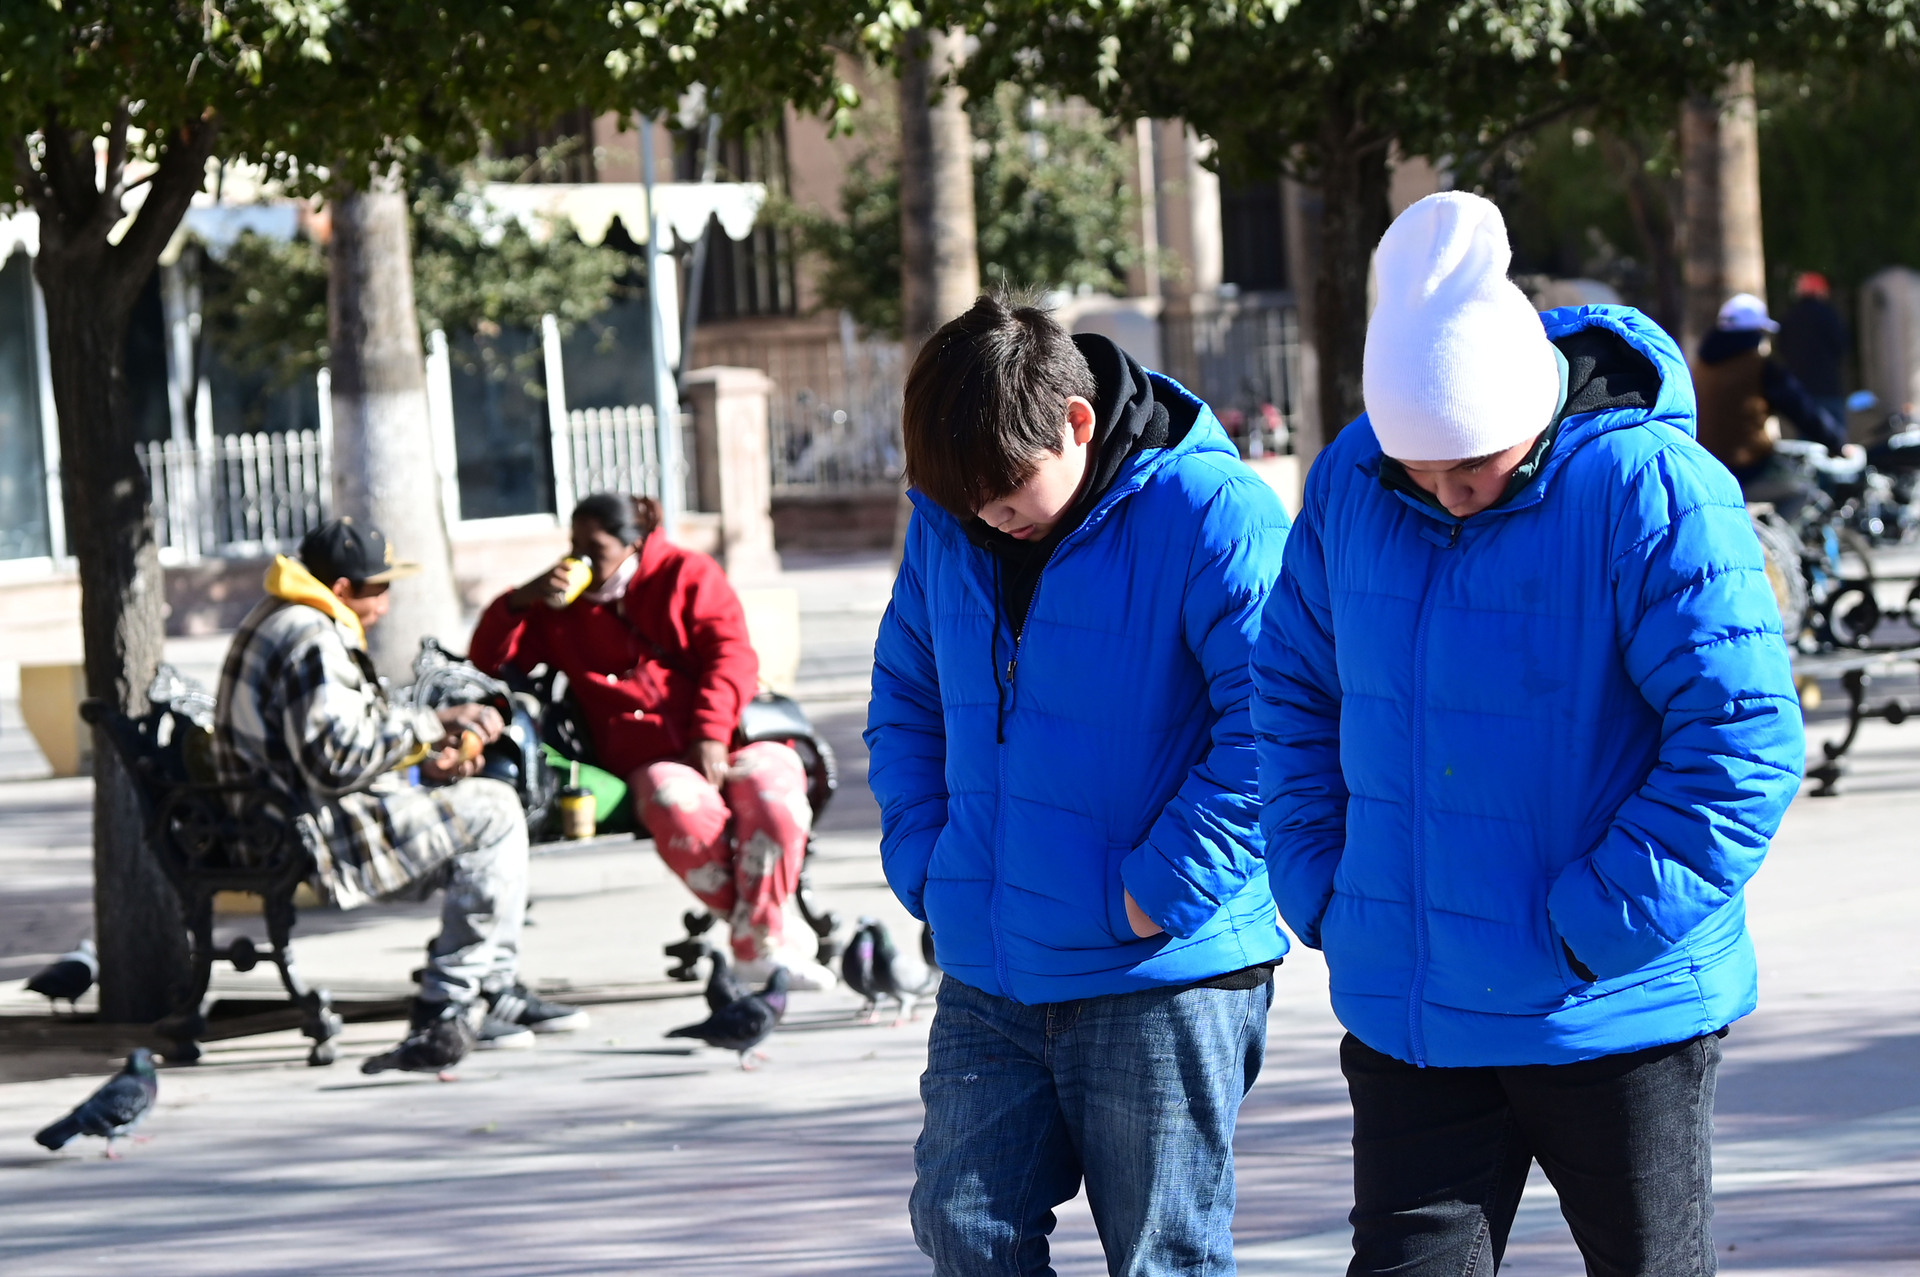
[702,943,749,1016]
[841,919,883,1022]
[667,968,789,1068]
[35,1047,159,1158]
[869,919,942,1025]
[26,939,97,1012]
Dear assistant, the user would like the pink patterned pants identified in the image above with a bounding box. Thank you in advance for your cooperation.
[631,741,813,961]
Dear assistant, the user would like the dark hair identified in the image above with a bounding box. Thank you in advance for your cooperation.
[570,492,661,545]
[902,293,1097,517]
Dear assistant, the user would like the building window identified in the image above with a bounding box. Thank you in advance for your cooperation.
[0,253,50,560]
[448,328,555,519]
[1220,179,1288,293]
[677,122,798,321]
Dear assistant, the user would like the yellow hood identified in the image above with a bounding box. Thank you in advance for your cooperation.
[265,555,366,648]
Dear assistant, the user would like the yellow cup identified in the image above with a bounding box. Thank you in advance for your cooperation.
[552,557,592,609]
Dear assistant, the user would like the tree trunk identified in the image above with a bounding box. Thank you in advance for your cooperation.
[1604,130,1685,339]
[899,26,982,351]
[26,115,215,1024]
[1310,113,1394,446]
[895,25,983,559]
[327,182,464,679]
[1680,62,1766,353]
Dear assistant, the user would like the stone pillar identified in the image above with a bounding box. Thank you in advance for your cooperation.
[683,366,780,582]
[1859,268,1920,416]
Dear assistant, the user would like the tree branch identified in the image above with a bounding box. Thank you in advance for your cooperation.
[37,113,105,231]
[101,103,132,203]
[109,115,220,297]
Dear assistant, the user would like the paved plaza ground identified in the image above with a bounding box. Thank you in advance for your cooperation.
[0,551,1916,1274]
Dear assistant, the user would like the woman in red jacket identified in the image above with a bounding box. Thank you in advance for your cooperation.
[469,493,832,989]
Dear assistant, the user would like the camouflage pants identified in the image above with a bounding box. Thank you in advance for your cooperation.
[307,776,528,1007]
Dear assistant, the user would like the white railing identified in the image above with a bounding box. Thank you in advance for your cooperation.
[561,404,692,508]
[140,429,331,562]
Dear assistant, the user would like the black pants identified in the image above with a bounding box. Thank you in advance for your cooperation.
[1341,1029,1724,1277]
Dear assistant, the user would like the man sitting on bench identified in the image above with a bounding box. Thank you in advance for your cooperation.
[212,516,585,1074]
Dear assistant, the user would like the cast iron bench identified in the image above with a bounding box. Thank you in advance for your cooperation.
[81,667,343,1066]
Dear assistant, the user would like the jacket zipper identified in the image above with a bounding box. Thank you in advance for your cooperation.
[1406,518,1460,1066]
[989,539,1064,998]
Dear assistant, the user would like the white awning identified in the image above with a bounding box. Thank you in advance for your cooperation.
[0,211,39,261]
[3,180,764,266]
[478,181,765,249]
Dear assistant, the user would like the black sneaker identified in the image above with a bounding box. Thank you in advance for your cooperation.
[361,999,475,1075]
[487,983,589,1035]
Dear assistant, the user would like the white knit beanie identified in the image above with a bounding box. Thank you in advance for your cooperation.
[1363,192,1561,461]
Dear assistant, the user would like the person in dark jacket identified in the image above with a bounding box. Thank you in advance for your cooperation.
[470,493,833,990]
[867,295,1289,1274]
[1777,271,1851,427]
[1254,193,1804,1276]
[1693,292,1853,503]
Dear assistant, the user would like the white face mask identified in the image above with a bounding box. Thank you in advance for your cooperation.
[582,549,642,605]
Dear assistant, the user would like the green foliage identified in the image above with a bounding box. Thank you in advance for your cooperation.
[1476,117,1683,324]
[972,86,1138,298]
[937,1,1912,183]
[782,152,905,335]
[201,233,331,391]
[199,166,631,394]
[781,85,1137,336]
[1760,56,1920,302]
[0,2,868,202]
[408,170,629,339]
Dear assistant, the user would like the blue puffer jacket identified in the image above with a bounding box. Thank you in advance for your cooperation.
[867,383,1291,1004]
[1251,305,1803,1066]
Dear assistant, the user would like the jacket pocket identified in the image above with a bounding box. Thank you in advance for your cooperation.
[1419,912,1579,1015]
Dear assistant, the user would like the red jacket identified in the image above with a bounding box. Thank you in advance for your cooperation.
[468,533,759,776]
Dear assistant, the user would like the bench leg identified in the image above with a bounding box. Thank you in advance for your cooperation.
[266,893,342,1066]
[664,910,718,981]
[794,837,843,966]
[157,897,217,1065]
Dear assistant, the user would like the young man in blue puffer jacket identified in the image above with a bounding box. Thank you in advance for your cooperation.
[868,294,1290,1274]
[1253,192,1804,1276]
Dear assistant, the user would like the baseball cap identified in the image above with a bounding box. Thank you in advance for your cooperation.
[1716,293,1780,334]
[297,517,422,586]
[1795,271,1830,297]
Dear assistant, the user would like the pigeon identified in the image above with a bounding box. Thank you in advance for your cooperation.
[869,919,942,1026]
[841,919,883,1022]
[35,1048,159,1158]
[26,939,97,1013]
[702,943,749,1016]
[667,968,789,1068]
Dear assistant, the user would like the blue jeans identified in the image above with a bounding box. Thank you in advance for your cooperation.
[911,975,1272,1276]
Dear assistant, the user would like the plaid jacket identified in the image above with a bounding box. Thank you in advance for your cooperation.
[213,596,461,909]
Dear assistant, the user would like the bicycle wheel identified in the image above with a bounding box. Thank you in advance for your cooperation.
[1750,508,1810,642]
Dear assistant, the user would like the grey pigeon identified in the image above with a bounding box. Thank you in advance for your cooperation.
[26,939,97,1012]
[667,968,789,1068]
[869,919,942,1025]
[35,1048,158,1158]
[842,918,883,1022]
[702,944,749,1016]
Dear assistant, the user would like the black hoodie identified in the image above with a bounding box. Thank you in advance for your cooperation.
[964,334,1196,639]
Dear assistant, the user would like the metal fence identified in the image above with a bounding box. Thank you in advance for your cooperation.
[563,405,663,504]
[1159,292,1303,455]
[697,314,905,496]
[140,429,331,562]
